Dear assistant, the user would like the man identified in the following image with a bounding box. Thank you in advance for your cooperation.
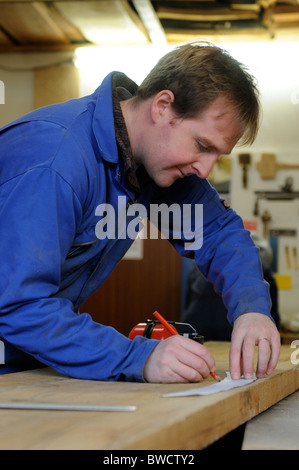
[0,42,280,382]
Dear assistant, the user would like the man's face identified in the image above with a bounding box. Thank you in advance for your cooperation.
[137,95,243,188]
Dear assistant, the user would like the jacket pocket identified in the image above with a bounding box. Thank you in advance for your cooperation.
[66,240,97,259]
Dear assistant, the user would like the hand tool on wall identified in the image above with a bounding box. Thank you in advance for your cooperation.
[293,247,299,270]
[285,245,291,269]
[261,209,271,239]
[253,195,260,216]
[281,176,294,193]
[256,153,299,179]
[238,153,251,188]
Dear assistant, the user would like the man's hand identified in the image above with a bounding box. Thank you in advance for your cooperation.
[229,312,281,380]
[143,335,216,383]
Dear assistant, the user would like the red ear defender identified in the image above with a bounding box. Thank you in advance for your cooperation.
[128,318,204,344]
[129,311,222,382]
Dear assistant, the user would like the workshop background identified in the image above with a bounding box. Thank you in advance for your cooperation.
[0,0,299,339]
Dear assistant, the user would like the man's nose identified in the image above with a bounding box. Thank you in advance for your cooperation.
[199,155,218,179]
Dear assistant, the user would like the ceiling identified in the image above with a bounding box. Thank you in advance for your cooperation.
[0,0,299,52]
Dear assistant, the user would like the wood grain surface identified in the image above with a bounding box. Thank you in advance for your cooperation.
[0,342,298,450]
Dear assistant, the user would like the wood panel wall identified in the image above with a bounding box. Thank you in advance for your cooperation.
[34,63,79,109]
[81,235,182,337]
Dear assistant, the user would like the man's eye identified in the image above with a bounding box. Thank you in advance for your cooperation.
[197,141,208,152]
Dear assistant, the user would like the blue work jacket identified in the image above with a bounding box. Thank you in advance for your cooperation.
[0,72,272,380]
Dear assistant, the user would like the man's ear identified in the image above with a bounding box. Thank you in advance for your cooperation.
[150,90,175,123]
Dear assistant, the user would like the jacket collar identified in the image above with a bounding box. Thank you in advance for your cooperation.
[92,72,118,163]
[92,72,137,165]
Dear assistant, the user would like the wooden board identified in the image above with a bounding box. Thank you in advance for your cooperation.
[0,3,69,44]
[56,1,149,45]
[0,342,298,450]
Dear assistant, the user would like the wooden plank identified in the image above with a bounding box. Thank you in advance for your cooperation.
[262,5,299,29]
[165,28,272,44]
[165,28,299,43]
[131,0,167,44]
[0,2,68,44]
[56,1,149,45]
[0,43,85,52]
[156,6,259,21]
[0,343,297,450]
[45,2,87,42]
[231,3,261,12]
[0,0,93,2]
[272,5,299,23]
[0,28,11,45]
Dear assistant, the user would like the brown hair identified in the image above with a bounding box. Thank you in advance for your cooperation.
[135,42,260,145]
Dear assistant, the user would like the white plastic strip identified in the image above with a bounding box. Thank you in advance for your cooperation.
[0,402,136,412]
[0,340,4,365]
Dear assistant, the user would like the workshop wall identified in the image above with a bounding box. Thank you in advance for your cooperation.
[230,151,299,332]
[228,42,299,332]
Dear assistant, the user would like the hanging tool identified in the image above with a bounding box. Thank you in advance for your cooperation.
[238,153,251,188]
[281,177,294,193]
[285,246,291,270]
[256,153,299,180]
[293,247,299,270]
[261,209,271,239]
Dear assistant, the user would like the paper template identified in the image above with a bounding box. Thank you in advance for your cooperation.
[161,372,256,397]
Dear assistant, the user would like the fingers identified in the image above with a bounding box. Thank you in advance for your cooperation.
[255,333,280,378]
[229,337,255,380]
[171,340,214,382]
[264,334,281,376]
[256,338,271,378]
[143,335,216,383]
[229,312,281,380]
[144,313,281,384]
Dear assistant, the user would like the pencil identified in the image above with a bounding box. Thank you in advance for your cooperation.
[153,310,179,336]
[153,310,221,382]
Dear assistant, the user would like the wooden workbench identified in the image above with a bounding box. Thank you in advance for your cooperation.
[0,342,298,450]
